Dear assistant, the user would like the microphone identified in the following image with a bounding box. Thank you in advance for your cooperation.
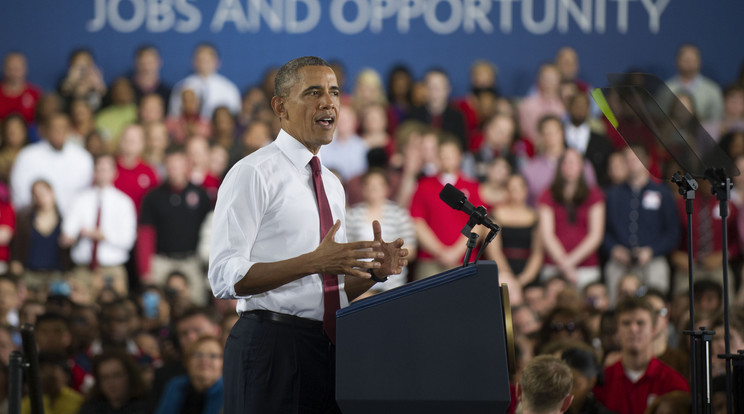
[439,183,500,232]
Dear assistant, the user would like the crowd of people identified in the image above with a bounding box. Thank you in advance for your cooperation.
[0,41,743,414]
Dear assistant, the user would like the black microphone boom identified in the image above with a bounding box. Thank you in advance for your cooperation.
[439,184,500,232]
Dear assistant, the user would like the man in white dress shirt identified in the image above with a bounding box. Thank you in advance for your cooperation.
[208,56,407,414]
[168,43,241,119]
[61,154,137,303]
[10,113,93,215]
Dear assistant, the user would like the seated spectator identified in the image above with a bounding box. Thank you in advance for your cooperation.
[0,114,28,183]
[10,113,93,215]
[61,154,137,302]
[68,98,98,146]
[408,69,468,150]
[0,276,19,327]
[21,352,84,414]
[83,299,144,366]
[168,44,241,119]
[486,173,543,298]
[166,88,212,144]
[138,285,171,333]
[642,289,688,378]
[58,48,106,111]
[10,180,71,299]
[345,168,417,295]
[154,335,224,414]
[594,297,689,414]
[151,307,221,403]
[538,149,605,289]
[560,347,614,414]
[0,51,41,125]
[319,105,367,182]
[603,146,680,304]
[138,145,211,305]
[78,351,150,414]
[583,282,611,313]
[518,63,566,144]
[643,391,690,414]
[410,135,483,279]
[537,306,590,354]
[163,271,194,320]
[34,312,91,392]
[516,355,574,414]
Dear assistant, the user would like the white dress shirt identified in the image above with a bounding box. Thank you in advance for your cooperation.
[168,72,242,119]
[565,122,591,154]
[10,140,94,215]
[208,129,349,320]
[63,186,137,267]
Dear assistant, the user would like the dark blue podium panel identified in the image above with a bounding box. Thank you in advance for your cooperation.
[336,261,511,414]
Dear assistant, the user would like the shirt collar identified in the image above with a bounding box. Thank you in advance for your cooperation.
[275,129,317,173]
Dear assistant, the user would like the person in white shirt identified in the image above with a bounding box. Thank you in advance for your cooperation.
[167,44,241,119]
[61,154,137,303]
[10,113,93,215]
[208,56,407,414]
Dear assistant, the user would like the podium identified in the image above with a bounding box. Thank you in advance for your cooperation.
[336,261,512,414]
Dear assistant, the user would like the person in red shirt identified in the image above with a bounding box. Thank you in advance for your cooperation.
[0,52,41,124]
[410,135,485,280]
[0,197,14,274]
[115,124,159,213]
[593,297,689,414]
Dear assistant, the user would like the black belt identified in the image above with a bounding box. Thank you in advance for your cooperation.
[241,310,323,331]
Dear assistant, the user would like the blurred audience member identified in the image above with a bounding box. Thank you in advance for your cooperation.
[408,69,468,150]
[518,63,566,144]
[346,168,417,294]
[95,77,138,146]
[319,105,367,182]
[0,52,41,124]
[11,113,93,214]
[79,351,150,414]
[0,114,28,183]
[138,93,166,124]
[386,64,414,133]
[21,352,84,414]
[61,154,137,302]
[10,180,71,299]
[168,44,240,119]
[351,68,387,118]
[603,146,680,304]
[115,124,160,211]
[131,45,171,108]
[138,145,211,305]
[665,44,723,122]
[565,93,613,187]
[516,355,574,414]
[539,149,605,289]
[166,88,212,144]
[68,98,97,145]
[58,48,106,111]
[210,105,238,150]
[411,136,482,279]
[143,121,169,177]
[154,335,224,414]
[561,347,614,414]
[186,135,220,205]
[360,103,394,157]
[478,157,512,210]
[594,297,689,414]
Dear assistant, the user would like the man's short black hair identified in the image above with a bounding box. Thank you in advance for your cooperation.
[274,56,332,98]
[35,312,70,330]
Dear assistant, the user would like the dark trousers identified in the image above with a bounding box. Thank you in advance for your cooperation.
[223,312,341,414]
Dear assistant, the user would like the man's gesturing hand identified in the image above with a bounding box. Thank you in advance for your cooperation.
[370,220,409,278]
[311,220,382,278]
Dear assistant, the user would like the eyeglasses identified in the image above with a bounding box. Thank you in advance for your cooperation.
[550,322,578,333]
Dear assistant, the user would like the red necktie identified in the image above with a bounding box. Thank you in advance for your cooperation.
[309,156,340,343]
[90,195,102,271]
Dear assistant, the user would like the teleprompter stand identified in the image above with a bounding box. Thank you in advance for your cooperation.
[593,74,740,414]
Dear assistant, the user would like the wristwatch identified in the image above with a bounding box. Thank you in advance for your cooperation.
[368,268,388,283]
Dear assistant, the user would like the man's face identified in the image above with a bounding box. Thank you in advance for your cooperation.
[677,46,701,78]
[425,72,450,106]
[177,315,219,351]
[618,309,655,354]
[274,65,340,154]
[136,49,161,75]
[165,153,190,185]
[3,54,26,83]
[193,46,218,76]
[438,142,462,174]
[119,126,145,157]
[45,115,69,150]
[36,321,71,353]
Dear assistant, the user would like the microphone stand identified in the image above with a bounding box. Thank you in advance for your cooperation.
[459,206,501,267]
[9,324,45,414]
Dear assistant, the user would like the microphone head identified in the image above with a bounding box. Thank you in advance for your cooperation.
[439,183,466,211]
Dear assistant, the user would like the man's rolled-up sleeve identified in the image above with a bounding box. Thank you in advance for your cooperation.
[208,163,265,299]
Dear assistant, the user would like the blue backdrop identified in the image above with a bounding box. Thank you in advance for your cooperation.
[1,0,743,97]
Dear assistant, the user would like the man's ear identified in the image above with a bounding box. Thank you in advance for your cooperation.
[560,394,574,413]
[271,96,285,120]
